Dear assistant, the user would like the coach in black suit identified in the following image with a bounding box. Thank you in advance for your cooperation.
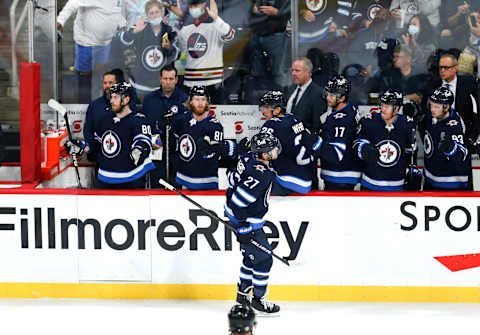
[422,53,480,146]
[286,57,327,133]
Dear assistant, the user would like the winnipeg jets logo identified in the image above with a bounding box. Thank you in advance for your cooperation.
[187,33,208,58]
[141,45,165,72]
[178,134,196,161]
[447,120,458,126]
[305,0,327,14]
[367,4,384,21]
[377,140,400,167]
[254,165,266,172]
[101,130,122,158]
[333,112,346,119]
[424,131,434,158]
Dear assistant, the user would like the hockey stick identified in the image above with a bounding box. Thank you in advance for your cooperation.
[158,179,290,266]
[47,99,83,189]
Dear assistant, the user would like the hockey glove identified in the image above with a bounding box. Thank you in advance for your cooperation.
[237,137,250,156]
[438,137,456,156]
[65,139,86,156]
[468,135,480,155]
[197,136,230,157]
[235,222,254,244]
[301,131,323,155]
[130,147,148,166]
[359,142,378,162]
[404,165,423,191]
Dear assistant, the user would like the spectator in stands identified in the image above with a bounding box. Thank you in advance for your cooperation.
[57,0,126,103]
[422,53,480,178]
[248,0,290,87]
[286,57,326,133]
[390,0,441,29]
[143,64,188,187]
[179,0,234,104]
[400,14,437,71]
[120,0,180,99]
[466,8,480,59]
[342,64,369,105]
[372,44,423,106]
[439,0,471,50]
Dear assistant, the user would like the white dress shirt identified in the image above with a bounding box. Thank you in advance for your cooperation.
[286,78,312,114]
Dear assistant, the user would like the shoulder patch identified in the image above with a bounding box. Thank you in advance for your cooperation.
[209,118,220,123]
[135,113,146,118]
[254,164,266,172]
[333,112,347,119]
[406,116,414,122]
[447,119,458,126]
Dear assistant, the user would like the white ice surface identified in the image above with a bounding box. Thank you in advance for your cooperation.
[2,299,480,335]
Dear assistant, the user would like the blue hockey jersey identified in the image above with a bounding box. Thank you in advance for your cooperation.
[90,111,155,184]
[423,109,470,189]
[261,114,313,194]
[318,103,362,185]
[355,112,416,191]
[171,111,225,190]
[224,153,275,230]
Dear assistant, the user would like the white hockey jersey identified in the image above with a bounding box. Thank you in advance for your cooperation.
[178,14,234,87]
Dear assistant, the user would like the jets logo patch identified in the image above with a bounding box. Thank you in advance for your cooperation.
[424,131,434,158]
[305,0,327,14]
[187,33,208,59]
[101,130,122,159]
[377,140,401,167]
[141,45,165,72]
[178,134,196,162]
[447,120,458,126]
[254,165,266,172]
[333,112,346,119]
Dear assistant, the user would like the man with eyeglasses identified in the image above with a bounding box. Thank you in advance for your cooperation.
[423,52,480,189]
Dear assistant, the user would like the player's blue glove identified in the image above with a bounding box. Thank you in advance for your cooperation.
[237,137,250,156]
[65,139,86,156]
[404,165,422,191]
[130,147,148,166]
[236,222,254,244]
[197,136,233,157]
[438,137,456,156]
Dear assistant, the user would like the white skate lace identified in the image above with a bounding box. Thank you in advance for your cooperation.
[261,296,275,310]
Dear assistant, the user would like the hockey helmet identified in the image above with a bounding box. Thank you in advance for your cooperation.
[380,90,403,106]
[188,0,206,5]
[324,75,351,99]
[429,86,454,106]
[228,304,256,334]
[259,90,285,109]
[189,85,210,101]
[109,82,134,100]
[250,132,279,154]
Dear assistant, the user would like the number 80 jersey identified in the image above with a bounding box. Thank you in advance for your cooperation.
[224,153,276,230]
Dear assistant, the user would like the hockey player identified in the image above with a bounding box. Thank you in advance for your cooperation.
[303,75,361,190]
[228,304,257,335]
[120,0,180,95]
[259,90,314,195]
[224,132,280,315]
[65,82,155,189]
[354,89,419,191]
[423,87,471,190]
[178,0,234,103]
[169,85,234,189]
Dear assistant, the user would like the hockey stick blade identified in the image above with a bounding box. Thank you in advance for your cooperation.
[159,178,290,266]
[47,99,67,116]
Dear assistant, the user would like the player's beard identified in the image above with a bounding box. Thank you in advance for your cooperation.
[112,101,127,114]
[191,104,208,116]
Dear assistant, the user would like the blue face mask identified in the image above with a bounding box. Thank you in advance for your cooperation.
[147,17,163,25]
[189,7,203,19]
[408,24,419,36]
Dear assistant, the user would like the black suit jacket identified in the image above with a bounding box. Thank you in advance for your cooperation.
[287,81,327,133]
[422,74,480,142]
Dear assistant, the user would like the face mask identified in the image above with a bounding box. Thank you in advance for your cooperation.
[147,17,163,25]
[408,24,419,36]
[189,7,203,19]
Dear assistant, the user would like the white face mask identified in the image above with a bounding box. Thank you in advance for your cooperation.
[189,7,203,18]
[147,17,163,26]
[408,24,419,36]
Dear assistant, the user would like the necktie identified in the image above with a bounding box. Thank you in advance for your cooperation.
[292,86,301,109]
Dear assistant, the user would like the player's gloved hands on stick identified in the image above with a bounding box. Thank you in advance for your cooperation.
[130,147,148,166]
[360,142,378,162]
[197,136,229,156]
[235,222,254,244]
[65,139,86,156]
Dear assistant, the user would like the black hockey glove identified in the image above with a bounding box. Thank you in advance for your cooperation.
[404,165,423,191]
[438,137,455,156]
[197,136,229,157]
[301,131,322,155]
[468,135,480,155]
[65,139,86,156]
[130,147,148,166]
[237,137,250,156]
[235,222,254,244]
[360,142,378,162]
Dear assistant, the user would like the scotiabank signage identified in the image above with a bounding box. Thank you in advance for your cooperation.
[0,193,479,285]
